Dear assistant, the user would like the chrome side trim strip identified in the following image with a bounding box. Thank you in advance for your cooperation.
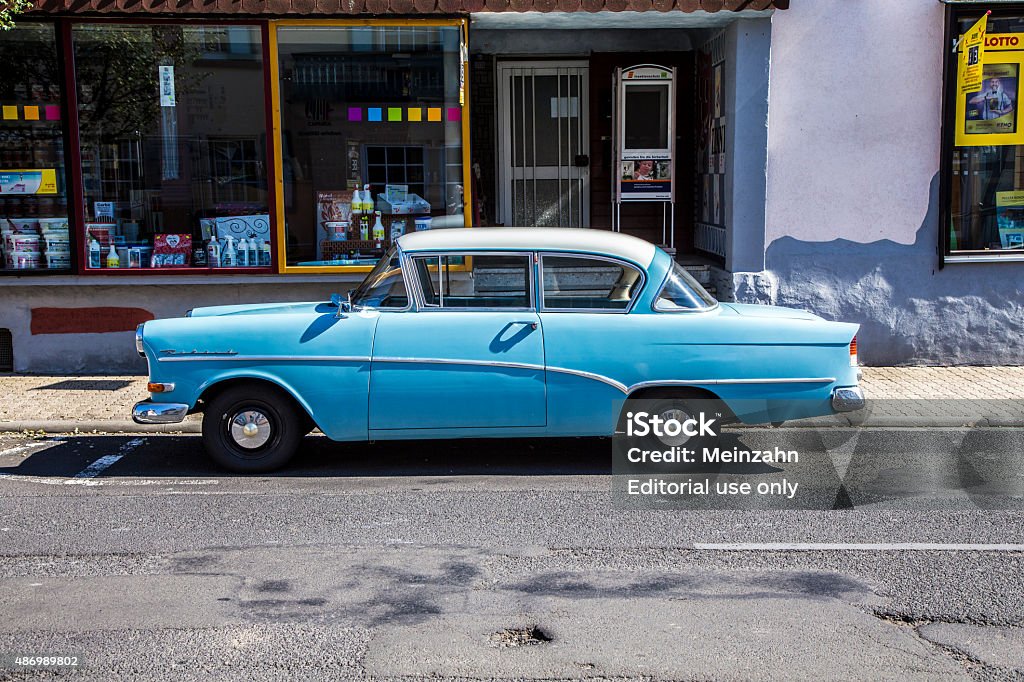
[373,356,546,372]
[546,369,836,395]
[156,352,836,395]
[158,355,371,363]
[628,377,836,390]
[546,366,629,393]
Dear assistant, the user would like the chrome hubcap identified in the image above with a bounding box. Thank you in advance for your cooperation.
[657,407,693,447]
[229,410,271,449]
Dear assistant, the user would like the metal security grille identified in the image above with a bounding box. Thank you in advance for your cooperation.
[498,62,590,228]
[0,329,12,372]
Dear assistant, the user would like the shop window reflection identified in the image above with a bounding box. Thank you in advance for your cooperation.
[276,24,467,269]
[0,23,71,273]
[72,24,271,271]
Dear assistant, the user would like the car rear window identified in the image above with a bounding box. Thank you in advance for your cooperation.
[540,254,642,311]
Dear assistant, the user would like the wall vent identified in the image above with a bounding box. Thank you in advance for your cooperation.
[0,329,12,372]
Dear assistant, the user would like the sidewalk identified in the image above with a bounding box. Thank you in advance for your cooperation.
[0,367,1022,433]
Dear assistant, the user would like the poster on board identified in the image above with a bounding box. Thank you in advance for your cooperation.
[996,190,1024,249]
[956,43,1024,147]
[620,159,672,201]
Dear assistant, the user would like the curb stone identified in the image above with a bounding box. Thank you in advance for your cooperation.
[0,420,202,434]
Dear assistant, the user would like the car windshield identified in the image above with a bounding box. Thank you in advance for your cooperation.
[348,246,409,309]
[655,261,718,311]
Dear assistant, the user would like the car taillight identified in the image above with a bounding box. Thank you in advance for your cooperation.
[849,335,858,366]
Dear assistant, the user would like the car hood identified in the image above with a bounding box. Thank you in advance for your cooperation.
[187,301,332,317]
[718,302,823,321]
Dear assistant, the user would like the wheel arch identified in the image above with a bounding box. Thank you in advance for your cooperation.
[194,374,318,430]
[624,384,737,423]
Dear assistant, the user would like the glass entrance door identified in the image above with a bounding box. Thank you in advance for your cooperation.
[498,62,589,228]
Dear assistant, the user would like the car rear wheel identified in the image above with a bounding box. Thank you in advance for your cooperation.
[202,385,303,473]
[620,394,725,472]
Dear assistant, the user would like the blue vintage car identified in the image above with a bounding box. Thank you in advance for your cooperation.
[133,228,863,472]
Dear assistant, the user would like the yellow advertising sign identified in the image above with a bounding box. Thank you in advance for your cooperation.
[956,32,1024,147]
[959,12,990,95]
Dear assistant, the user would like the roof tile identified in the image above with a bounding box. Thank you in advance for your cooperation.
[31,0,785,13]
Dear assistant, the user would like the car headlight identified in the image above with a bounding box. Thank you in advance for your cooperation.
[135,323,145,357]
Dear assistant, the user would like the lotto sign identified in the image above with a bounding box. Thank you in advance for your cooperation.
[960,13,989,95]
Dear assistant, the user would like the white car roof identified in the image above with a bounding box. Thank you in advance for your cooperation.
[397,228,658,268]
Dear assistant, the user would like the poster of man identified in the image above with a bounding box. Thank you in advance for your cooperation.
[965,64,1019,135]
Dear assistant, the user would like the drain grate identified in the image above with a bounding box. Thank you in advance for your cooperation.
[0,329,11,372]
[488,626,552,648]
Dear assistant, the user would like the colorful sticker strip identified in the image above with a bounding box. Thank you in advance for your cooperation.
[339,106,460,123]
[0,105,60,121]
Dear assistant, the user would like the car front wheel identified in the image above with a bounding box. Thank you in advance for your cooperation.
[202,384,303,473]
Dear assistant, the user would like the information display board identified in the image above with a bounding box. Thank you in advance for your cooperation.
[615,65,675,203]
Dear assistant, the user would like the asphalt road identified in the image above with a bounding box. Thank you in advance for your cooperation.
[0,427,1022,680]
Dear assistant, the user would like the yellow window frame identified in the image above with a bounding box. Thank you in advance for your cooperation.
[268,18,473,274]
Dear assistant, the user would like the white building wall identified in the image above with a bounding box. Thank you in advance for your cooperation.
[741,0,1024,365]
[764,0,944,246]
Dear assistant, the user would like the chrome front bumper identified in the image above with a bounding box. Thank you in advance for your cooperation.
[831,386,865,413]
[132,401,189,424]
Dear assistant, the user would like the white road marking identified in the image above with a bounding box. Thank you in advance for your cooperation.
[73,438,146,479]
[0,474,219,487]
[0,440,65,458]
[694,543,1024,552]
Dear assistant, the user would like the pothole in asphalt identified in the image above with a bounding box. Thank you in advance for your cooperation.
[488,625,552,648]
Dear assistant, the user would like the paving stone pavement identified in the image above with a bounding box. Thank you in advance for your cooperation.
[0,367,1021,428]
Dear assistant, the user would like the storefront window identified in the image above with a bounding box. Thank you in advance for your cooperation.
[275,23,467,270]
[72,24,272,271]
[947,11,1024,258]
[0,23,71,274]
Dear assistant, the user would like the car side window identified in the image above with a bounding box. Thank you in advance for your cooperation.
[412,254,533,309]
[540,254,642,311]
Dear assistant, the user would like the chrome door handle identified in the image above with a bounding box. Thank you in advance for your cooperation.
[513,320,538,330]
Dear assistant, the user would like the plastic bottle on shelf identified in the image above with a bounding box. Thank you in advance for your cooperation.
[360,184,372,240]
[88,238,101,269]
[346,189,359,242]
[238,238,251,267]
[222,236,236,267]
[372,211,385,248]
[105,243,120,268]
[207,236,221,268]
[260,240,272,267]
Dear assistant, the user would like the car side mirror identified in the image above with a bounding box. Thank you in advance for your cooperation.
[330,293,348,319]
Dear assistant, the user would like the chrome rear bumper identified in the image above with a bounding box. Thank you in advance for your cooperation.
[132,401,189,424]
[831,386,865,413]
